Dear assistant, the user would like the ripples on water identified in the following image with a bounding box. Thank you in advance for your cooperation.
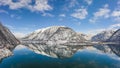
[0,45,120,68]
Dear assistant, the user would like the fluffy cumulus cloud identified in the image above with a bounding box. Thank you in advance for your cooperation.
[68,0,79,8]
[112,10,120,17]
[0,0,52,12]
[89,4,111,23]
[67,0,93,8]
[71,8,88,20]
[111,10,120,21]
[94,4,110,18]
[89,0,120,23]
[110,0,120,22]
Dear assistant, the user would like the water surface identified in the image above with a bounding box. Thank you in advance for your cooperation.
[0,45,120,68]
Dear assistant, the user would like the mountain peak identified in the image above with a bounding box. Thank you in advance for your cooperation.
[34,26,68,33]
[23,26,86,45]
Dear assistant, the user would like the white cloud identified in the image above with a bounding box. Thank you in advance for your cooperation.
[59,14,66,17]
[109,0,120,22]
[89,4,111,23]
[63,0,79,11]
[42,13,54,17]
[71,8,88,20]
[0,9,9,14]
[0,0,52,12]
[111,10,120,17]
[84,0,93,5]
[0,0,31,9]
[0,9,21,19]
[66,0,92,9]
[94,7,110,18]
[13,32,26,39]
[68,0,79,8]
[28,0,52,12]
[89,2,120,23]
[111,10,120,22]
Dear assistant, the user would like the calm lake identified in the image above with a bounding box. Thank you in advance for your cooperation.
[0,45,120,68]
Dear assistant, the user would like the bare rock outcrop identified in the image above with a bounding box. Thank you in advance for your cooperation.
[0,22,20,60]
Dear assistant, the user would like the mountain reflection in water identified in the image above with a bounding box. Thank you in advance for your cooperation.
[0,44,120,68]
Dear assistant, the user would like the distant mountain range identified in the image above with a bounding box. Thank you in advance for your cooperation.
[22,26,120,56]
[22,26,119,42]
[91,29,120,56]
[23,26,119,43]
[91,30,115,42]
[24,28,120,58]
[77,32,92,40]
[0,22,120,59]
[90,30,114,53]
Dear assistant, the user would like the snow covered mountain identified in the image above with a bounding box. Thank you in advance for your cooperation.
[91,29,120,56]
[108,29,120,42]
[91,30,115,42]
[77,32,92,40]
[23,26,86,45]
[90,30,115,54]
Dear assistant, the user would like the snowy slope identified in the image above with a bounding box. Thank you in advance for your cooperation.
[23,26,86,44]
[108,29,120,57]
[77,32,92,40]
[91,30,115,42]
[91,30,115,54]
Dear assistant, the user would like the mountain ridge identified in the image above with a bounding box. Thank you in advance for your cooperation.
[23,26,86,45]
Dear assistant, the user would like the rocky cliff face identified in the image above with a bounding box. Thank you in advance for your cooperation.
[23,26,86,45]
[0,23,20,60]
[108,29,120,57]
[108,29,120,42]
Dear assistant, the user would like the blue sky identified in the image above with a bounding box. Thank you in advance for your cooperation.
[0,0,120,38]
